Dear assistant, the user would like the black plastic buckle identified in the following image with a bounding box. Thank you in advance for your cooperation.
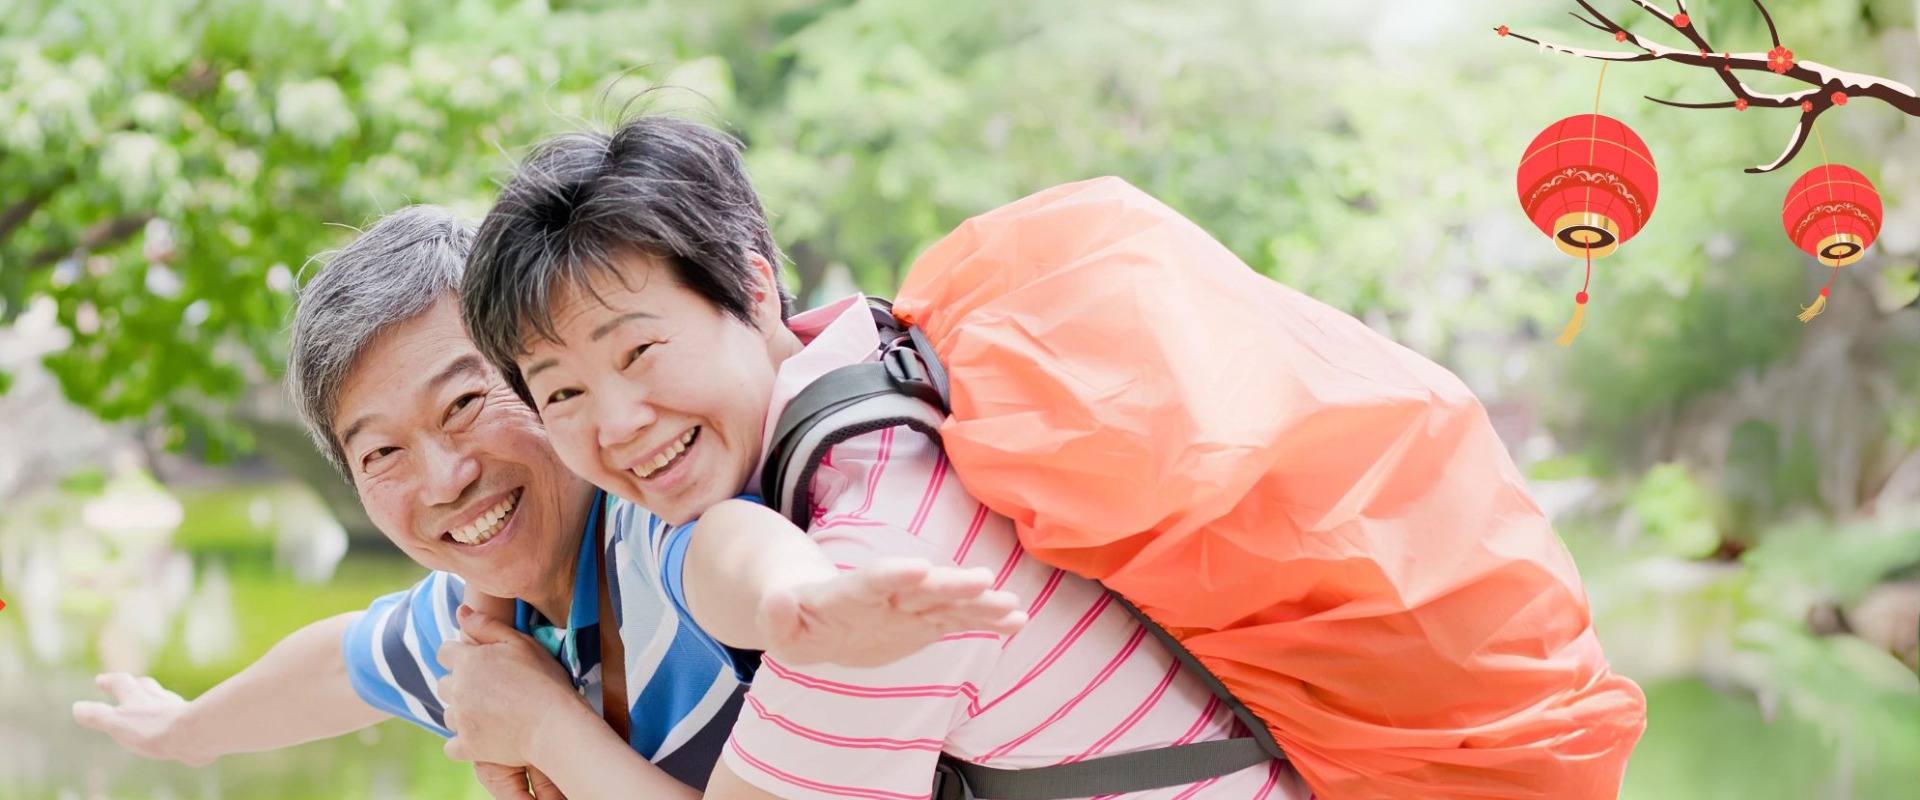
[883,345,946,409]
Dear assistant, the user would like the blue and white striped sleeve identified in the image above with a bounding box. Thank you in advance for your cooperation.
[340,570,466,738]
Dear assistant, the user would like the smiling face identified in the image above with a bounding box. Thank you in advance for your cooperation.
[332,297,594,611]
[518,250,801,525]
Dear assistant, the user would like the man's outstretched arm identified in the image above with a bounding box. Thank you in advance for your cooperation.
[72,611,385,765]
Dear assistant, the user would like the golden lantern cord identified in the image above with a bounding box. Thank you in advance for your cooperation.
[1582,61,1609,291]
[1814,122,1839,290]
[1593,61,1608,118]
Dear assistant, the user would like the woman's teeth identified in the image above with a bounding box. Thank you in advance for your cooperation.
[636,428,697,479]
[449,491,519,545]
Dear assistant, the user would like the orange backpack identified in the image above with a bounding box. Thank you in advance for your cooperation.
[762,177,1645,800]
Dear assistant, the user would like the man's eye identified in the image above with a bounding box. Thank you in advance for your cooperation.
[362,447,399,468]
[447,392,484,422]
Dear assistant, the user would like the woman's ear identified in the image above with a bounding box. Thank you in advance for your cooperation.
[744,251,786,323]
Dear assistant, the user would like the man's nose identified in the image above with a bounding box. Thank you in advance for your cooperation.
[420,436,481,507]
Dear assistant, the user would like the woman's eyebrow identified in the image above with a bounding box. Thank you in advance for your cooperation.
[523,311,661,381]
[590,311,658,342]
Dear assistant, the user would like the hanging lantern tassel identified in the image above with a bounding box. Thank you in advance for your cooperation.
[1798,286,1829,322]
[1557,290,1589,346]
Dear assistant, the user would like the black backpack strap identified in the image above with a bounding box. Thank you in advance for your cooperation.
[937,737,1271,800]
[760,340,949,528]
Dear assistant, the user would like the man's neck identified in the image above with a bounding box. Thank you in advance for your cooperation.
[523,579,575,628]
[525,500,594,626]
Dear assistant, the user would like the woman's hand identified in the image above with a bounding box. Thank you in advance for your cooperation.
[762,557,1028,667]
[437,606,594,768]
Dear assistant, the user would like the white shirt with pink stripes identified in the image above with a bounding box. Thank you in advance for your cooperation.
[720,295,1313,800]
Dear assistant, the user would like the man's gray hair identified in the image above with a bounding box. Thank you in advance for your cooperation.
[287,205,477,481]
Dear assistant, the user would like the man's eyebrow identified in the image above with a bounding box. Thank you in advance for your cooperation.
[428,354,486,393]
[590,311,657,342]
[339,414,378,450]
[339,355,485,451]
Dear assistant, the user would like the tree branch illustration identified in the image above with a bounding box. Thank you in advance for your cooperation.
[1498,0,1920,173]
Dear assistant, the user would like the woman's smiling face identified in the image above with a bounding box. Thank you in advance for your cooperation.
[518,249,799,525]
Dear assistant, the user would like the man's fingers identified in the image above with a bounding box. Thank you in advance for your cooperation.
[459,604,527,646]
[95,672,140,699]
[527,766,568,800]
[436,672,463,719]
[71,700,115,731]
[437,639,471,672]
[473,762,537,800]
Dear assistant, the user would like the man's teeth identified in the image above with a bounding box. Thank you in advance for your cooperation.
[635,429,696,479]
[449,493,518,545]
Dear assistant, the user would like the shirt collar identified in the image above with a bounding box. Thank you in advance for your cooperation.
[754,294,884,478]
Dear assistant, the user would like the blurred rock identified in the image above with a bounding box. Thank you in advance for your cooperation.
[1808,580,1920,672]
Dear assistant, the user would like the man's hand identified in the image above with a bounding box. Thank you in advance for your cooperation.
[760,557,1028,667]
[475,762,568,800]
[71,673,211,766]
[438,606,592,768]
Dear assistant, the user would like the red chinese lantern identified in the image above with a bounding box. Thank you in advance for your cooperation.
[1781,164,1882,321]
[1516,113,1660,345]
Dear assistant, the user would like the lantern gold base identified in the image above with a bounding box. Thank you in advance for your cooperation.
[1553,213,1620,259]
[1816,233,1865,267]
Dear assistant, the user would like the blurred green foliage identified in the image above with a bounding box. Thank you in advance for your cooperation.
[6,0,1912,463]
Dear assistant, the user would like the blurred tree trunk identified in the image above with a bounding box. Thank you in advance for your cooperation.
[789,239,830,309]
[1654,267,1920,523]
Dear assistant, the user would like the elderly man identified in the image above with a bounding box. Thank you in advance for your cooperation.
[71,205,1010,799]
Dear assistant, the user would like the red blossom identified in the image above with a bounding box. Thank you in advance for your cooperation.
[1735,98,1749,111]
[1615,30,1628,42]
[1768,46,1795,74]
[1497,25,1509,37]
[1673,13,1690,27]
[1801,100,1814,112]
[1832,92,1849,106]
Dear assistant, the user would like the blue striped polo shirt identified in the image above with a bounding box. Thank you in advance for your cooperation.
[342,492,754,788]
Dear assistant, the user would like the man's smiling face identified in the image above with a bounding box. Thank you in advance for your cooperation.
[332,297,593,605]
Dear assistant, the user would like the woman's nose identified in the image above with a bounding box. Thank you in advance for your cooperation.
[595,380,658,449]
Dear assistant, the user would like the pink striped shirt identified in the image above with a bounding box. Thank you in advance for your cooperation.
[724,296,1312,800]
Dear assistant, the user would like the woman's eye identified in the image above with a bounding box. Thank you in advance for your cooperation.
[544,388,581,408]
[622,343,653,369]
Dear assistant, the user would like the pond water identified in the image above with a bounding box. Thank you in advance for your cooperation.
[0,477,489,800]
